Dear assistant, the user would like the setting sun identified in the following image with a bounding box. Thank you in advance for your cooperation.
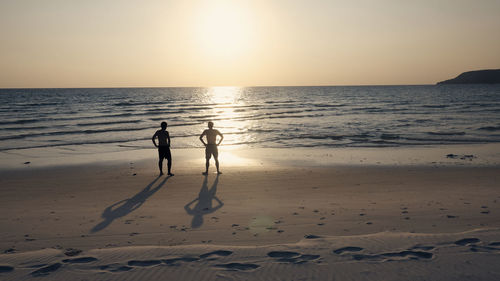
[194,1,255,62]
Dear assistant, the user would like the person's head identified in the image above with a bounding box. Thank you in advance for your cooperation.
[208,121,214,129]
[161,121,167,130]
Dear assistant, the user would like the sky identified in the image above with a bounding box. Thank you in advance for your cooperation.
[1,0,499,88]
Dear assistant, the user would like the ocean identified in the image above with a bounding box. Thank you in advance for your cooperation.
[1,85,499,155]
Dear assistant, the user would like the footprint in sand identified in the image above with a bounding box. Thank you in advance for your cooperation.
[267,251,320,264]
[469,244,500,252]
[388,251,430,260]
[268,251,300,258]
[410,245,435,251]
[333,246,364,255]
[348,250,433,261]
[297,254,321,261]
[200,250,233,259]
[0,265,14,273]
[31,263,62,277]
[163,257,200,265]
[454,238,481,246]
[127,260,162,267]
[213,263,259,271]
[62,257,98,264]
[3,248,15,254]
[344,243,440,262]
[98,264,133,272]
[381,250,433,260]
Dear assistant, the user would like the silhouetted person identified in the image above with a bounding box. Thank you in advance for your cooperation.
[199,121,223,175]
[152,121,174,176]
[184,175,223,228]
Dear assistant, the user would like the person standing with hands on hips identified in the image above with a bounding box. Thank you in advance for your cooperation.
[199,121,223,175]
[152,121,174,176]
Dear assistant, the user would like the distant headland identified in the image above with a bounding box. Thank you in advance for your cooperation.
[437,69,500,85]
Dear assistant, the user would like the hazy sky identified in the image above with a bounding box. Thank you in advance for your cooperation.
[1,0,499,87]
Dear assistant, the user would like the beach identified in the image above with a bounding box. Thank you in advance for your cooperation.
[1,145,500,280]
[2,0,500,279]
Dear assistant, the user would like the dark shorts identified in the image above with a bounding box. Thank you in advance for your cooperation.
[158,146,171,160]
[205,144,218,159]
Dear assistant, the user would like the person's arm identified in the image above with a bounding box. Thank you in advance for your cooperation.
[167,131,171,147]
[199,130,207,146]
[217,131,224,146]
[152,131,158,148]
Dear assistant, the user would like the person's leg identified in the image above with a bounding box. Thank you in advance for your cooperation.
[166,148,173,176]
[204,159,209,174]
[167,158,172,175]
[158,150,164,175]
[213,148,221,174]
[204,147,210,175]
[214,156,220,174]
[158,159,163,175]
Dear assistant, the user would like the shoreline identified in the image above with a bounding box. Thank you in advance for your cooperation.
[1,143,500,171]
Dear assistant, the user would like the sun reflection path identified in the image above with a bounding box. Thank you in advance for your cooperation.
[206,86,242,104]
[202,87,258,166]
[205,87,255,146]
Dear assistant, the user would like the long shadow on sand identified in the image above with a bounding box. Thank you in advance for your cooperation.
[91,176,170,233]
[184,175,223,228]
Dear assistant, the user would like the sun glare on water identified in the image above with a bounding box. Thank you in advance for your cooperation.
[195,1,255,61]
[206,86,245,130]
[203,87,258,166]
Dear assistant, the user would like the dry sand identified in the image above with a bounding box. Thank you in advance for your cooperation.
[1,146,500,280]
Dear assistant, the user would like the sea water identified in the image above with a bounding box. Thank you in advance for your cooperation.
[1,85,499,156]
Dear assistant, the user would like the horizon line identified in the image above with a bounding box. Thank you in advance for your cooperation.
[0,83,439,90]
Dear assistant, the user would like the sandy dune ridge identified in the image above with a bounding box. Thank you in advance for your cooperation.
[1,229,500,280]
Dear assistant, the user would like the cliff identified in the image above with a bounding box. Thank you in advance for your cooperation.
[437,69,500,85]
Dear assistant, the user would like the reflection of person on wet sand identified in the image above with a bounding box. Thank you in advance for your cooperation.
[199,121,223,175]
[184,175,223,228]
